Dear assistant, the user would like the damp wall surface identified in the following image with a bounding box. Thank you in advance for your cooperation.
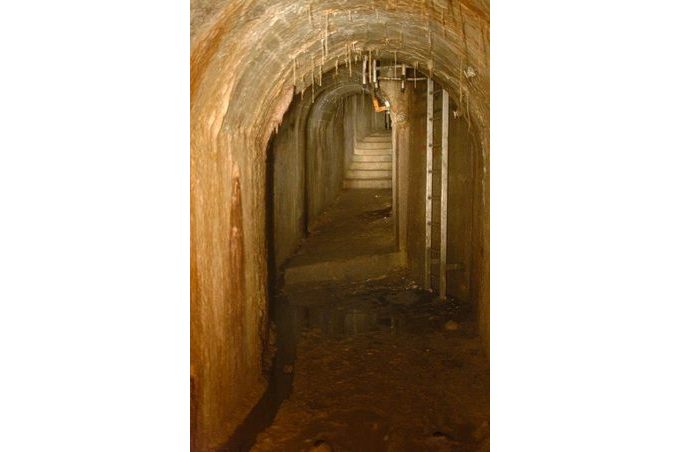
[448,106,479,308]
[402,79,486,334]
[305,98,348,224]
[190,122,269,452]
[405,81,428,288]
[269,100,306,270]
[353,93,385,140]
[270,90,376,271]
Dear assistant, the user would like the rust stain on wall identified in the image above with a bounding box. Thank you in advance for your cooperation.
[228,162,246,374]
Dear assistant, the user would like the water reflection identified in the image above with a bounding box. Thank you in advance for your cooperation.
[219,285,441,451]
[290,302,402,339]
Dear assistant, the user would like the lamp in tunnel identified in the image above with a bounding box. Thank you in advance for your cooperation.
[371,89,389,113]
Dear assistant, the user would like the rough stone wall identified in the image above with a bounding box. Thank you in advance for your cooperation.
[191,1,489,449]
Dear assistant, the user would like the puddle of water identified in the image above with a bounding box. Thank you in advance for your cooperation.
[219,281,472,451]
[219,290,414,450]
[284,284,470,340]
[291,304,402,338]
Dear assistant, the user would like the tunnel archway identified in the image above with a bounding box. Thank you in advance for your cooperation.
[191,1,489,450]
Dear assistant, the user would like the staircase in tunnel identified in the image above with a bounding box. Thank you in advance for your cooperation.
[343,131,392,189]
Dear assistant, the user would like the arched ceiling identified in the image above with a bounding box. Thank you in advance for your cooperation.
[191,0,489,149]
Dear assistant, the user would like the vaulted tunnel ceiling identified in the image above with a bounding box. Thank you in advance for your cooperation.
[191,0,489,148]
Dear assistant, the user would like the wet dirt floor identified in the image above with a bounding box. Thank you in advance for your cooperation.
[253,276,489,451]
[228,188,489,451]
[286,188,395,267]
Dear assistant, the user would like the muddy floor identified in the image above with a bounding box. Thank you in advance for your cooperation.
[229,188,490,451]
[286,188,394,268]
[252,270,489,452]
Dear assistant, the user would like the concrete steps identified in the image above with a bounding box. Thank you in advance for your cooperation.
[354,146,392,156]
[344,131,392,189]
[355,141,392,150]
[362,136,392,143]
[345,169,391,179]
[353,154,392,163]
[349,161,392,171]
[344,179,392,189]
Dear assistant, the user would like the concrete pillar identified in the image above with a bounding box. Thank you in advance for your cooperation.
[381,81,413,253]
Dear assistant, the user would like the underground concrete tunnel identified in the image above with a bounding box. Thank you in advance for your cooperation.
[191,1,489,450]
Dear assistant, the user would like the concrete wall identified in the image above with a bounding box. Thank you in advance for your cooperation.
[405,81,429,287]
[343,97,356,176]
[306,100,347,224]
[192,80,368,451]
[190,128,269,452]
[269,99,306,269]
[270,86,372,271]
[447,111,478,303]
[401,79,487,347]
[353,93,383,141]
